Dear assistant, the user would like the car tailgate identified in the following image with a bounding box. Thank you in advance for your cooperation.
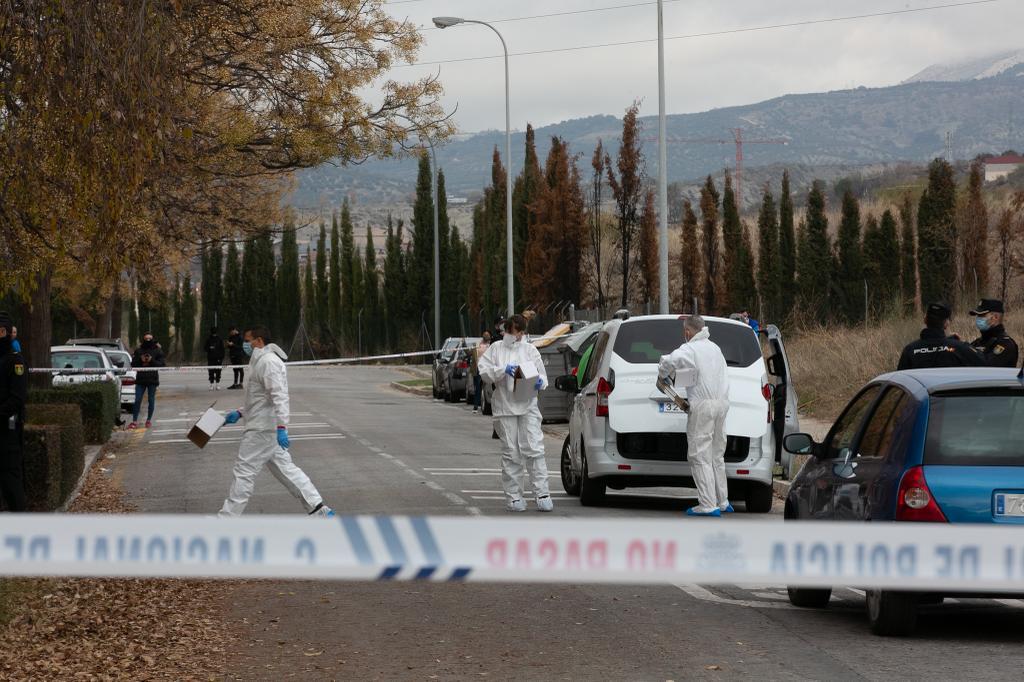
[607,359,768,438]
[923,465,1024,524]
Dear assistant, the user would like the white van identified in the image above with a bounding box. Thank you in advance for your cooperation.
[554,314,798,512]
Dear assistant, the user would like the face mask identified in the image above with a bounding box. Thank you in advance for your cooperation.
[501,334,515,347]
[975,317,990,332]
[243,341,254,356]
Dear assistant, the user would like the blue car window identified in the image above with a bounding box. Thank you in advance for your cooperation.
[858,388,908,458]
[926,392,1024,466]
[825,385,883,460]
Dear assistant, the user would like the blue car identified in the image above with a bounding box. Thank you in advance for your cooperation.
[782,367,1024,636]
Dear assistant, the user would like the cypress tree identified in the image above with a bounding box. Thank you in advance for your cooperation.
[200,241,222,335]
[679,199,702,312]
[877,210,901,310]
[734,223,758,315]
[411,151,434,321]
[961,161,989,300]
[512,124,541,285]
[721,172,743,310]
[917,158,957,305]
[151,286,172,350]
[253,231,277,332]
[383,214,405,349]
[314,222,328,340]
[127,292,138,346]
[181,273,197,362]
[899,194,917,312]
[222,239,242,330]
[437,170,457,337]
[329,210,342,338]
[797,181,832,317]
[340,200,356,347]
[277,213,301,350]
[778,170,797,319]
[700,175,721,314]
[352,254,365,352]
[303,246,316,339]
[239,237,259,326]
[756,186,780,321]
[364,226,380,354]
[862,215,884,318]
[172,275,183,356]
[836,190,865,323]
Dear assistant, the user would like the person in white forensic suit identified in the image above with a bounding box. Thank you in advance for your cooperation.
[218,325,335,518]
[659,315,732,517]
[478,314,553,512]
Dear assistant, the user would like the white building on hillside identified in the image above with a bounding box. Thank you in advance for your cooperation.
[984,153,1024,182]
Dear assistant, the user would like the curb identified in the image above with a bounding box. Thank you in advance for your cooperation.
[773,477,792,501]
[57,432,127,513]
[390,381,432,397]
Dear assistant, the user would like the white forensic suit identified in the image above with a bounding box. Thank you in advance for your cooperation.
[219,343,324,517]
[659,327,731,513]
[478,336,551,508]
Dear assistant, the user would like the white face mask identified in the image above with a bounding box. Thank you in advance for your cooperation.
[502,334,516,347]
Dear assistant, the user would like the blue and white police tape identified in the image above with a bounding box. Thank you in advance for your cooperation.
[29,331,569,374]
[2,515,1023,591]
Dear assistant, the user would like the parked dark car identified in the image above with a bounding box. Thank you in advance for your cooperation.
[431,338,461,399]
[437,337,481,403]
[783,367,1024,636]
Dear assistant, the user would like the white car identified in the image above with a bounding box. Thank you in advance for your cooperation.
[50,345,121,397]
[554,314,799,513]
[103,349,137,411]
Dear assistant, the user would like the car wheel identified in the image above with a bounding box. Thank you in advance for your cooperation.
[578,445,606,506]
[432,381,440,399]
[744,483,774,513]
[560,436,581,496]
[445,381,457,402]
[787,587,832,608]
[866,589,918,637]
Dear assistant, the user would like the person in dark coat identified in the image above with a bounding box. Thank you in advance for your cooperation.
[130,332,166,429]
[227,326,245,389]
[897,302,985,370]
[204,327,226,390]
[0,311,28,512]
[968,299,1019,368]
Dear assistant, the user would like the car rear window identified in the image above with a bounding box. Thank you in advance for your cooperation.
[52,351,105,370]
[612,319,762,367]
[925,391,1024,466]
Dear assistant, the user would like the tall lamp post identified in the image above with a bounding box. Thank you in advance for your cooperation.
[433,16,514,316]
[656,0,669,314]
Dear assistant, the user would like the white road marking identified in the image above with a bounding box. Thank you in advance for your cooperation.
[149,434,347,445]
[424,467,501,472]
[993,599,1024,609]
[425,481,445,491]
[466,507,483,516]
[377,452,394,459]
[675,584,798,610]
[460,489,567,495]
[442,492,468,506]
[150,423,331,435]
[430,472,504,476]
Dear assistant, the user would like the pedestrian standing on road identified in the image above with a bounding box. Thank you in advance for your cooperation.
[968,299,1019,368]
[470,331,491,414]
[0,312,28,512]
[227,326,245,389]
[204,327,226,390]
[218,325,336,518]
[659,315,732,517]
[10,325,20,354]
[478,314,553,512]
[897,302,984,370]
[129,332,165,430]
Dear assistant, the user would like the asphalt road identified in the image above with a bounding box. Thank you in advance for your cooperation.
[109,366,1024,680]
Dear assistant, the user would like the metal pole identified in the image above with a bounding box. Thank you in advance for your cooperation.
[656,0,669,314]
[429,141,440,353]
[501,30,514,316]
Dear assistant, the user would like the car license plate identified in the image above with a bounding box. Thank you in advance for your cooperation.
[994,493,1024,517]
[659,402,685,414]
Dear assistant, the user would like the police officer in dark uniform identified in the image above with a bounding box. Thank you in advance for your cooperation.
[0,311,28,512]
[968,299,1019,368]
[897,302,984,370]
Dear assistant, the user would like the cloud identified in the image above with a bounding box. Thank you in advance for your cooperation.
[383,0,1021,133]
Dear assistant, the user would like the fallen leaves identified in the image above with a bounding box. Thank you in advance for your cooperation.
[0,457,238,680]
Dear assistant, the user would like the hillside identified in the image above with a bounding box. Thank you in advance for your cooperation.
[291,61,1024,211]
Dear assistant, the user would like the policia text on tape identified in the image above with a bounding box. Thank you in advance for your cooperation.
[2,515,1023,592]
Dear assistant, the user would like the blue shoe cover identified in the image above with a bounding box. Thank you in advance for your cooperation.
[721,503,735,513]
[686,507,722,517]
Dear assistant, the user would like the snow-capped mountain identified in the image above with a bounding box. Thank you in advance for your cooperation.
[903,49,1024,84]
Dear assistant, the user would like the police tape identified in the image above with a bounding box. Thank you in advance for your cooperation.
[29,332,570,374]
[2,515,1023,591]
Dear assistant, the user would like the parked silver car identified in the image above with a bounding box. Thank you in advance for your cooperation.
[50,345,121,395]
[103,349,137,411]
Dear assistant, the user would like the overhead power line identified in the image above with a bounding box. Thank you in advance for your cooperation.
[417,0,686,31]
[394,0,999,68]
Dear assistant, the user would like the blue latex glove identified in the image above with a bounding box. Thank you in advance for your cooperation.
[504,363,519,377]
[277,427,290,449]
[224,410,241,425]
[534,377,544,391]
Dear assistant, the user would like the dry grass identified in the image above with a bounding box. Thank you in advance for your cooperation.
[787,314,1024,423]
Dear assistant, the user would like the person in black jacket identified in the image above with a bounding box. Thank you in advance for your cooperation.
[204,327,226,390]
[897,302,985,370]
[968,299,1019,368]
[130,332,166,429]
[0,311,28,512]
[226,326,245,389]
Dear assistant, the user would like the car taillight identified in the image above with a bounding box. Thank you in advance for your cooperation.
[896,466,947,522]
[762,383,772,401]
[457,361,469,369]
[122,377,135,386]
[596,377,613,417]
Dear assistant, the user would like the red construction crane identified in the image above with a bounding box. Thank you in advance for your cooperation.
[654,128,790,203]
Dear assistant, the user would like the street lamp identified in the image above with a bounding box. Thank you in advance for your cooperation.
[656,0,669,314]
[433,15,514,316]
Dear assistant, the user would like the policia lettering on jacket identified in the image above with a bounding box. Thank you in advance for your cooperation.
[0,311,28,512]
[897,302,984,371]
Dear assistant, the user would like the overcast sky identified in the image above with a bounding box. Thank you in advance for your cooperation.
[382,0,1023,133]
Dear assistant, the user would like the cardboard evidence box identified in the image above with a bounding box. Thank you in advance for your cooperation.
[187,407,227,448]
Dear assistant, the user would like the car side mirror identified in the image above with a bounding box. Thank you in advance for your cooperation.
[784,433,819,457]
[554,374,579,394]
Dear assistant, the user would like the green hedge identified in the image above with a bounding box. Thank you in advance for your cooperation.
[22,425,62,512]
[26,403,85,503]
[29,381,117,445]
